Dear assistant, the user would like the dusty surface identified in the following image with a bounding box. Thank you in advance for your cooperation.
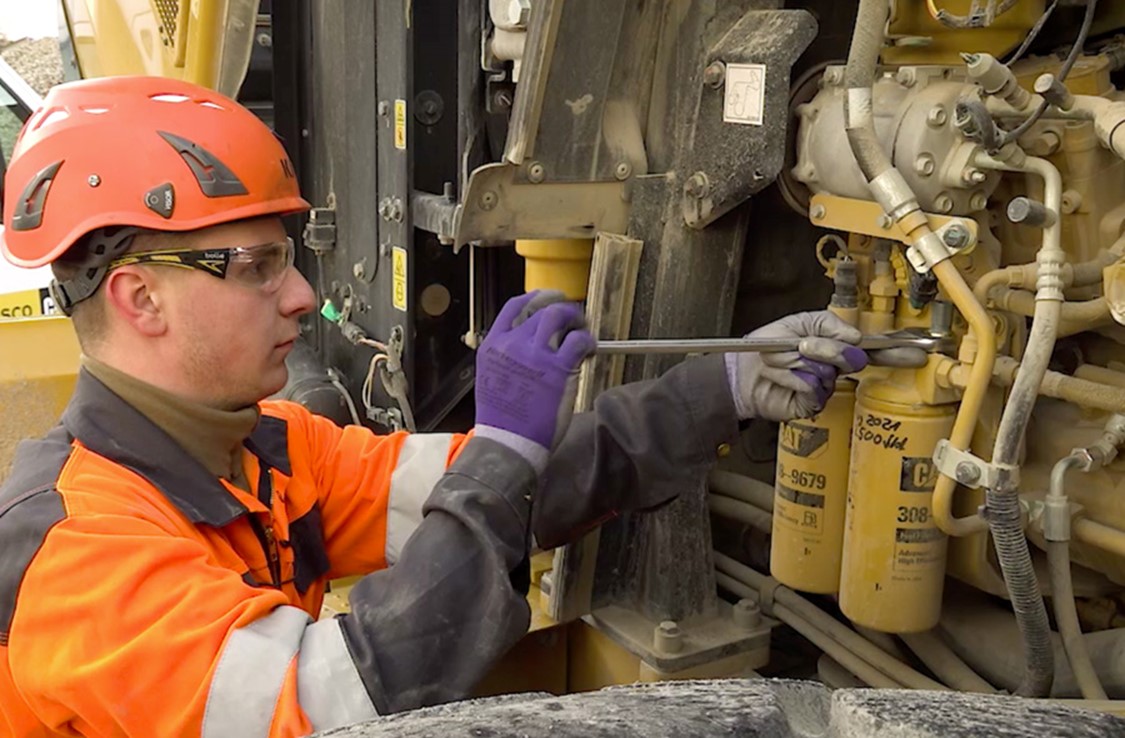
[1,37,64,96]
[314,679,1125,737]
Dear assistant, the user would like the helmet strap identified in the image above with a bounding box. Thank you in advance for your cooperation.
[49,227,141,316]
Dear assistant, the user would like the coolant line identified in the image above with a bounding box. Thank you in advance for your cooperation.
[930,259,995,538]
[1047,454,1108,701]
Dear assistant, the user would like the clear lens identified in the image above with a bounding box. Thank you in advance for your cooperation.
[226,238,294,292]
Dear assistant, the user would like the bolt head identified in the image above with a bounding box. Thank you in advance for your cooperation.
[935,194,954,214]
[658,620,680,636]
[970,192,989,211]
[927,106,948,127]
[914,154,935,176]
[353,262,366,279]
[527,162,545,183]
[733,598,762,629]
[684,172,709,198]
[955,461,981,484]
[614,161,632,180]
[943,223,971,249]
[703,61,726,88]
[877,214,893,230]
[810,204,827,220]
[896,68,916,87]
[823,68,843,86]
[87,174,101,187]
[378,101,390,116]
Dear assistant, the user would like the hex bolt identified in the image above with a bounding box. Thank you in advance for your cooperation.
[927,106,948,128]
[614,161,633,180]
[1007,197,1056,228]
[810,204,827,221]
[1061,189,1082,214]
[970,192,989,211]
[684,171,710,199]
[733,599,762,629]
[1029,130,1061,157]
[896,68,916,87]
[877,214,894,230]
[703,61,726,88]
[353,261,367,280]
[934,193,954,214]
[961,168,987,185]
[942,223,971,250]
[955,461,981,485]
[654,620,683,654]
[527,162,546,184]
[823,68,843,86]
[914,154,936,176]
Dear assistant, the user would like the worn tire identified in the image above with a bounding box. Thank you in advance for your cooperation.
[314,678,1125,737]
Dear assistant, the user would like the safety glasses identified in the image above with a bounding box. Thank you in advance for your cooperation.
[107,237,296,293]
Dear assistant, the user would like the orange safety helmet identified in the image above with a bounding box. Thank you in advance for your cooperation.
[1,75,309,269]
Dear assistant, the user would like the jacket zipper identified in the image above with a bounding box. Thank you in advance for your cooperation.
[261,519,281,587]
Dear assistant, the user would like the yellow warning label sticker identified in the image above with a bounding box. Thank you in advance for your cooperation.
[392,247,408,312]
[394,99,407,150]
[0,288,53,321]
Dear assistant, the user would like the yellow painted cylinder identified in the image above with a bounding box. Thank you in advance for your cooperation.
[770,380,856,594]
[839,380,955,633]
[515,239,595,300]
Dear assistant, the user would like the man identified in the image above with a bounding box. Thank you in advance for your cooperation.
[0,76,905,737]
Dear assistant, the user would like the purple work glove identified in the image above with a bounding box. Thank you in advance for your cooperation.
[725,311,869,422]
[474,290,597,473]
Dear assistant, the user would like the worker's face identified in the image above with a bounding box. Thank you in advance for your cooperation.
[160,216,316,408]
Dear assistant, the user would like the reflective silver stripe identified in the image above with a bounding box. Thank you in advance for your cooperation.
[297,618,380,730]
[386,433,453,564]
[203,606,310,738]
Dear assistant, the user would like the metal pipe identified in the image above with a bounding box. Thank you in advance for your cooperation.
[595,332,949,356]
[901,631,997,694]
[714,571,903,689]
[714,552,947,690]
[1073,519,1125,558]
[707,495,772,535]
[949,359,1125,414]
[974,152,1064,698]
[709,470,774,512]
[1047,454,1108,700]
[990,289,1110,325]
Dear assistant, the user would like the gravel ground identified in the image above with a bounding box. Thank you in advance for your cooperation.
[1,37,65,96]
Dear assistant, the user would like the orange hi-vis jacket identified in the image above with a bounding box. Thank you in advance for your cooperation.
[0,356,737,737]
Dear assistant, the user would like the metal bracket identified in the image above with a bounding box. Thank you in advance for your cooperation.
[302,206,337,253]
[933,439,1019,490]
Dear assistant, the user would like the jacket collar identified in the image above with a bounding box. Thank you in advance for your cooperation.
[62,370,291,526]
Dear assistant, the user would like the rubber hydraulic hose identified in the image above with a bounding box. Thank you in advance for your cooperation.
[931,259,995,537]
[1073,519,1125,558]
[708,495,773,535]
[714,552,947,690]
[901,631,997,694]
[844,0,893,180]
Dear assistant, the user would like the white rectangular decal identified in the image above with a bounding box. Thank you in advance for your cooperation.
[723,63,767,126]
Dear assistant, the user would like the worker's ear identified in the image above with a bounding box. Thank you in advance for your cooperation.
[102,268,168,337]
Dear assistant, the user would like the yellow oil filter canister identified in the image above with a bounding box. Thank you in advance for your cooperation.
[839,380,955,633]
[770,380,856,594]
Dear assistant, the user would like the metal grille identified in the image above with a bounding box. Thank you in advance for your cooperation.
[151,0,179,47]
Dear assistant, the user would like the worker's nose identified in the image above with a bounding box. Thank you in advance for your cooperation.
[278,266,316,318]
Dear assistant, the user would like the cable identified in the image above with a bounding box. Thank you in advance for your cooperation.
[1006,0,1061,66]
[327,372,363,426]
[997,0,1099,149]
[929,0,1019,29]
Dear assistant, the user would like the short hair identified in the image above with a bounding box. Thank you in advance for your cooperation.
[50,229,196,351]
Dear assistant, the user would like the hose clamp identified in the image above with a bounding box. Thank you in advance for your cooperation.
[933,440,1020,490]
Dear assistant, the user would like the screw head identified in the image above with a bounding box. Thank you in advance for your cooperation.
[703,61,726,88]
[943,223,971,249]
[955,461,981,485]
[614,161,632,180]
[527,162,546,183]
[914,154,936,176]
[927,106,948,127]
[87,174,101,187]
[810,204,827,220]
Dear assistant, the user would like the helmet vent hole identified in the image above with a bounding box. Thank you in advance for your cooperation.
[33,109,70,131]
[200,101,225,111]
[150,93,190,104]
[94,244,106,255]
[81,107,109,115]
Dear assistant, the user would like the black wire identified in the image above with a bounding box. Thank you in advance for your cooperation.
[996,0,1099,150]
[1005,0,1060,66]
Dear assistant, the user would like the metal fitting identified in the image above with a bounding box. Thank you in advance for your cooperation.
[527,162,546,183]
[934,440,1020,491]
[914,154,936,176]
[1034,73,1075,112]
[703,61,726,88]
[810,204,827,221]
[1007,197,1056,228]
[927,106,948,128]
[823,67,844,87]
[614,161,633,180]
[906,230,954,274]
[955,461,981,485]
[1042,495,1072,542]
[733,599,762,629]
[653,620,684,654]
[684,171,711,199]
[896,67,916,87]
[963,52,1032,109]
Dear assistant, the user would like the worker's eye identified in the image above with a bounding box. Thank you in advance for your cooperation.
[227,239,294,292]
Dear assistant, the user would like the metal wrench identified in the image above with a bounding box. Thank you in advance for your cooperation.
[595,330,954,356]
